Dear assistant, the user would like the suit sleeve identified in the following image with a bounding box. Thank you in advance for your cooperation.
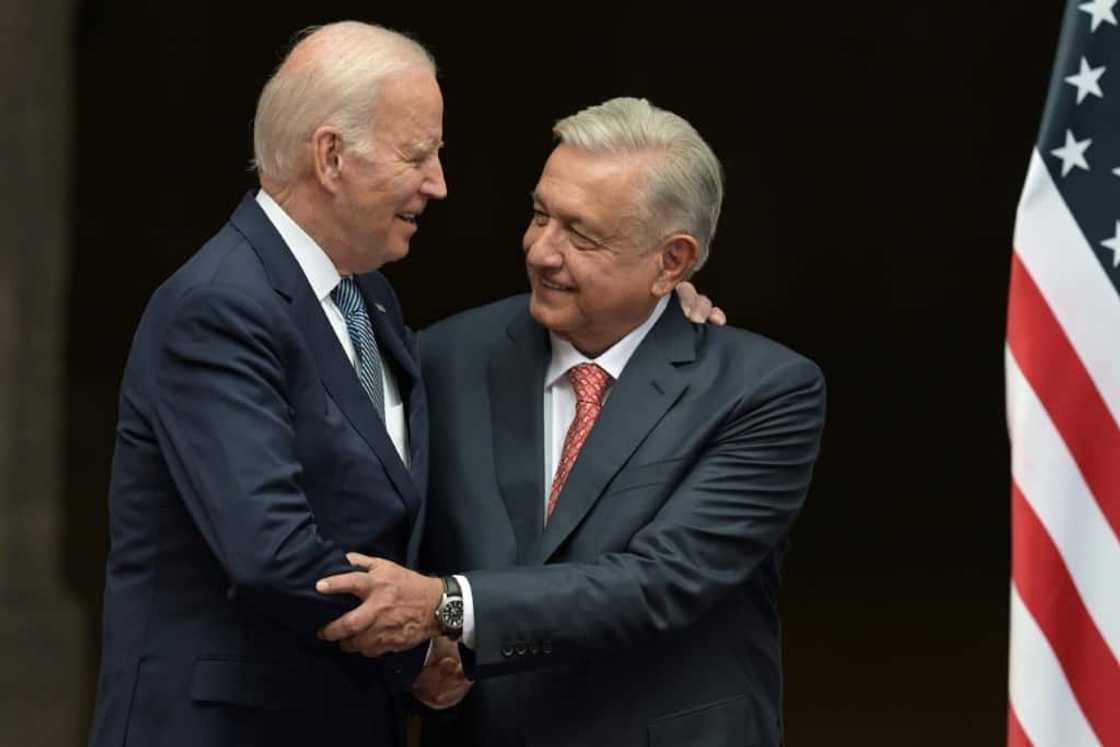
[464,357,825,677]
[150,284,360,636]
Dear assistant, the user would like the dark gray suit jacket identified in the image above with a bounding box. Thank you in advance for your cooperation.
[420,295,825,747]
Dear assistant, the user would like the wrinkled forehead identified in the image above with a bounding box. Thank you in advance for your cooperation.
[540,145,652,192]
[370,69,444,148]
[534,146,658,240]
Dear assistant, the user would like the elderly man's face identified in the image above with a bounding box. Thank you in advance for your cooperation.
[524,145,667,356]
[336,67,446,271]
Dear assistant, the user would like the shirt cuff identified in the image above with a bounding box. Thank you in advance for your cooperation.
[454,574,476,649]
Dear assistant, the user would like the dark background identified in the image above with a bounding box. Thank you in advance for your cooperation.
[64,3,1065,743]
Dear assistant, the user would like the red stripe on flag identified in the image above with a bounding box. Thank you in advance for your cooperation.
[1007,704,1033,747]
[1012,482,1120,744]
[1007,252,1120,539]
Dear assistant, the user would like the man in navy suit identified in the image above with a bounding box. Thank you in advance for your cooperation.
[88,22,449,746]
[320,97,825,747]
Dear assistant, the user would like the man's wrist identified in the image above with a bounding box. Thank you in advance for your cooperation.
[432,575,464,641]
[425,576,445,638]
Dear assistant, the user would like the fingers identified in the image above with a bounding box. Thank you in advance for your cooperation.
[345,551,378,569]
[413,654,472,710]
[675,279,729,326]
[676,281,723,324]
[315,570,372,596]
[686,295,713,323]
[335,627,389,656]
[676,281,698,311]
[317,561,443,655]
[318,600,376,642]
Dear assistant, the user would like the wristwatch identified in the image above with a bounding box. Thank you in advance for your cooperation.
[434,575,464,641]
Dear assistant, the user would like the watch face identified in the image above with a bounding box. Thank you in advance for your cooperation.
[443,599,464,629]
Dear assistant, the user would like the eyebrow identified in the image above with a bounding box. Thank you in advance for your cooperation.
[529,190,611,246]
[407,138,444,157]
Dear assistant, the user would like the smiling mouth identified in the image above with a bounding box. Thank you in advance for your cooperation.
[538,277,574,292]
[396,213,418,225]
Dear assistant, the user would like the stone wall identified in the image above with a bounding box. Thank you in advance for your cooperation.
[0,1,86,744]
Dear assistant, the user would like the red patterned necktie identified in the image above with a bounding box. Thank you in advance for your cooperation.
[547,363,613,521]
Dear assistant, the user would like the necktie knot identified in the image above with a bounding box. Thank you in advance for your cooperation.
[568,363,612,406]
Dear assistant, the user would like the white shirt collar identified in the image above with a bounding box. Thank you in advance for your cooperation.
[255,189,342,301]
[545,295,671,389]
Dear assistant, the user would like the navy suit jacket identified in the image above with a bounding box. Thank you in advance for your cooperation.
[89,193,428,747]
[420,296,825,747]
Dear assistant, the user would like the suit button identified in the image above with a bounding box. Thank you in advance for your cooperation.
[515,641,528,656]
[542,639,553,654]
[501,643,514,657]
[529,641,540,655]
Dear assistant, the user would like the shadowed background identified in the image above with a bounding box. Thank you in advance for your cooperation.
[0,2,1064,744]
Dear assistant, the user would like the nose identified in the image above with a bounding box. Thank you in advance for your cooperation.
[422,154,448,200]
[524,220,564,270]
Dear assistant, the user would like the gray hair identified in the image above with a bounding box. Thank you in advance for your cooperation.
[553,97,723,272]
[252,21,435,182]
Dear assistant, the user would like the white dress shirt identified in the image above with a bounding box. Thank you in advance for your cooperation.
[459,294,671,648]
[542,295,670,510]
[255,190,409,465]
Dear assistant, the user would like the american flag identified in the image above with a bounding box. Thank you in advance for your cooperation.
[1007,1,1120,745]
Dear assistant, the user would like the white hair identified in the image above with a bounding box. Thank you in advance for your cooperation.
[553,97,723,272]
[252,21,435,182]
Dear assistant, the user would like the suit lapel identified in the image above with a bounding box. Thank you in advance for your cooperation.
[401,332,428,568]
[489,309,549,566]
[538,305,697,563]
[356,274,427,524]
[229,192,422,522]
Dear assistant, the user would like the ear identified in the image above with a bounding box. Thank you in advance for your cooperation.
[650,234,700,296]
[310,126,345,193]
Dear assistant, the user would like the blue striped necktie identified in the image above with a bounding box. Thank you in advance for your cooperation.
[331,277,386,420]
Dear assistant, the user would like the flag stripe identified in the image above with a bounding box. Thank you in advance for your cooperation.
[1008,585,1100,747]
[1006,252,1120,540]
[1006,348,1120,662]
[1012,482,1120,744]
[1013,150,1120,432]
[1008,704,1034,747]
[1009,9,1120,744]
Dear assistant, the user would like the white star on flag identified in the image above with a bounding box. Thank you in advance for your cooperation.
[1065,57,1106,103]
[1101,221,1120,266]
[1050,129,1092,176]
[1079,0,1118,31]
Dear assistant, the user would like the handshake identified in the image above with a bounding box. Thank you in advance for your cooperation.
[316,552,472,710]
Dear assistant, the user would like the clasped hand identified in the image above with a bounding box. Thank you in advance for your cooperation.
[316,552,443,657]
[413,635,472,710]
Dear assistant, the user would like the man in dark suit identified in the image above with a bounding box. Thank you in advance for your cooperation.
[88,22,449,746]
[321,97,825,746]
